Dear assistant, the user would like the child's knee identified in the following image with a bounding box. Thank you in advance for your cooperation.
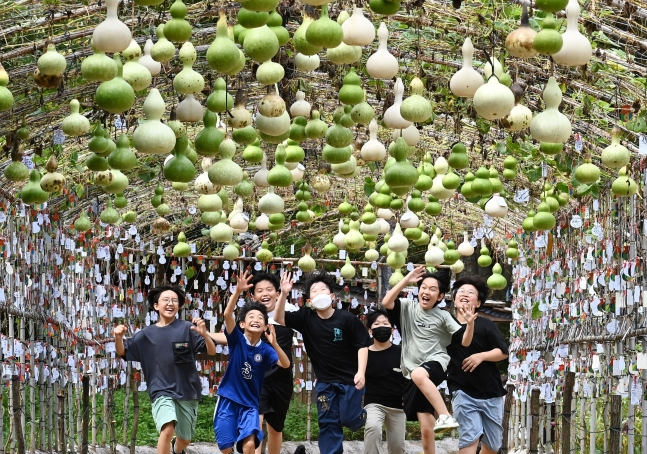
[159,422,175,437]
[411,367,430,385]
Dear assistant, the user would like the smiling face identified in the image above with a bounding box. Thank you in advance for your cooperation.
[153,290,180,320]
[454,284,481,311]
[240,309,267,334]
[418,277,443,310]
[252,279,279,312]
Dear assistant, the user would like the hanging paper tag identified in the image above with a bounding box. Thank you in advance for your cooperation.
[574,133,583,152]
[541,162,548,177]
[639,135,647,155]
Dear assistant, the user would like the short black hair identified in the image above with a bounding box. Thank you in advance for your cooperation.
[451,275,490,312]
[148,284,185,311]
[302,270,335,301]
[417,269,450,295]
[366,307,392,328]
[250,272,280,293]
[238,301,269,325]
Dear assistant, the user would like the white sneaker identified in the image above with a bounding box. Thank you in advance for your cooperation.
[434,414,459,433]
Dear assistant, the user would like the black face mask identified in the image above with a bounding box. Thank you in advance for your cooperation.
[371,327,392,343]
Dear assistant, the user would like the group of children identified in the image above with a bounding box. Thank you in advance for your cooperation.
[114,265,508,454]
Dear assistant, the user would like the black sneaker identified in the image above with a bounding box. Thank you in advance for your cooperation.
[171,436,186,454]
[294,445,306,454]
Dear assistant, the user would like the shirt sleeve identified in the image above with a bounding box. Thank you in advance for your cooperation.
[349,314,373,349]
[485,319,509,355]
[191,324,207,353]
[443,310,462,335]
[386,298,403,330]
[224,322,243,350]
[123,334,141,362]
[284,306,307,333]
[265,344,279,369]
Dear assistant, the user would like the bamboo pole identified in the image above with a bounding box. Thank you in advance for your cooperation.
[67,381,74,453]
[129,377,139,454]
[642,354,647,454]
[306,358,312,442]
[13,375,25,454]
[502,384,515,454]
[560,372,575,454]
[589,396,596,454]
[529,389,540,454]
[81,375,89,454]
[108,377,116,454]
[122,363,132,445]
[91,375,97,449]
[579,391,586,454]
[609,394,621,454]
[57,390,65,454]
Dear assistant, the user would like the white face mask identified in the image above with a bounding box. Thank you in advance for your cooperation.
[311,293,333,310]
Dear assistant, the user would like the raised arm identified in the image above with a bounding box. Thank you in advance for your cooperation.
[224,269,253,335]
[114,325,127,357]
[381,266,427,309]
[265,325,290,368]
[208,332,228,345]
[273,271,294,326]
[459,305,477,347]
[191,318,217,355]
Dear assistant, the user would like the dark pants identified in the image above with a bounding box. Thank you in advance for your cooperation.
[315,382,367,454]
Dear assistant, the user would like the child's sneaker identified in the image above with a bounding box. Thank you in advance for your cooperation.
[171,436,186,454]
[434,414,459,433]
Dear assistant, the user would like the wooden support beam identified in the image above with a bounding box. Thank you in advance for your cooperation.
[561,372,575,454]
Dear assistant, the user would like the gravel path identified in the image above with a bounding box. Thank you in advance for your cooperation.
[82,438,459,454]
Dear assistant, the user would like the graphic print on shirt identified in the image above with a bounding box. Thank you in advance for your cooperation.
[242,361,252,380]
[254,353,263,363]
[333,328,343,342]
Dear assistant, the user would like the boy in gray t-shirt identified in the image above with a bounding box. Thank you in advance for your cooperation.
[383,267,476,453]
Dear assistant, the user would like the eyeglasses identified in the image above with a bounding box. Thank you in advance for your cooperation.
[455,289,477,296]
[159,298,179,305]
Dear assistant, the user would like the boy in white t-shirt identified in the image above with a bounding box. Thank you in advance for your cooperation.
[382,266,476,454]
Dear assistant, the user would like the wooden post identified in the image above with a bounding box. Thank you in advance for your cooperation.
[579,391,586,454]
[13,375,26,454]
[642,361,647,454]
[57,390,65,454]
[609,394,621,454]
[560,372,575,454]
[306,358,312,442]
[67,381,74,453]
[122,363,132,445]
[529,389,540,454]
[81,375,89,454]
[108,377,116,454]
[589,396,596,454]
[129,377,140,454]
[91,375,97,449]
[502,384,515,454]
[0,379,4,454]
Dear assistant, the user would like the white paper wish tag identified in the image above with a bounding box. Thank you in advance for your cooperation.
[639,134,647,155]
[570,215,583,228]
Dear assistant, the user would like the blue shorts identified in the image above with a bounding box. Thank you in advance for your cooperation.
[452,390,504,451]
[213,396,263,453]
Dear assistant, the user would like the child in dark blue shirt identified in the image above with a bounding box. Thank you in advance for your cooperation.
[214,269,290,454]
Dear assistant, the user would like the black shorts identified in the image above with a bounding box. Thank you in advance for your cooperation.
[403,361,447,421]
[259,379,293,432]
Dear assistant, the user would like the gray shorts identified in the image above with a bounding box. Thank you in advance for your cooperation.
[452,390,504,451]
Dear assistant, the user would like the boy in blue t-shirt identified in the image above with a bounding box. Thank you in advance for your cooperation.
[214,269,290,454]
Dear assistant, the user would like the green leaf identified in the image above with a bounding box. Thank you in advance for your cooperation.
[555,182,569,193]
[575,184,591,196]
[310,203,326,215]
[139,171,155,182]
[185,267,195,280]
[70,151,79,163]
[75,184,84,198]
[364,179,376,197]
[201,229,210,236]
[476,118,491,135]
[590,183,600,199]
[555,153,573,174]
[531,302,542,320]
[526,166,543,182]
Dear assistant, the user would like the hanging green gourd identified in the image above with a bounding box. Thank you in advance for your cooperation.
[82,42,118,83]
[195,110,225,157]
[234,172,254,198]
[173,232,191,257]
[0,63,14,111]
[164,0,192,43]
[34,42,67,88]
[243,23,279,63]
[305,5,342,49]
[384,137,418,194]
[522,211,538,232]
[573,157,600,185]
[208,139,243,186]
[20,170,50,205]
[88,124,109,155]
[477,240,492,267]
[267,10,289,45]
[443,240,459,265]
[156,197,171,216]
[289,116,308,143]
[506,239,519,260]
[533,14,563,55]
[488,166,503,193]
[533,201,556,231]
[4,157,29,182]
[325,110,354,149]
[164,133,196,183]
[242,139,263,163]
[611,167,639,197]
[100,198,120,225]
[40,156,66,193]
[502,155,517,180]
[368,182,392,209]
[103,169,129,194]
[400,77,433,123]
[174,42,205,96]
[122,210,137,223]
[601,126,630,169]
[207,11,241,73]
[326,11,362,65]
[256,241,274,263]
[266,144,293,187]
[530,77,571,153]
[122,40,152,91]
[107,134,137,171]
[471,166,493,197]
[151,183,164,208]
[340,256,356,279]
[133,88,176,155]
[95,54,135,114]
[487,263,508,290]
[425,196,442,216]
[305,110,328,139]
[338,68,365,106]
[447,142,469,170]
[73,210,93,232]
[237,7,269,28]
[408,190,426,212]
[151,24,176,63]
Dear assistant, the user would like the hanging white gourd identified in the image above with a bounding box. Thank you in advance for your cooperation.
[139,39,161,76]
[366,23,398,79]
[400,210,419,229]
[449,37,484,98]
[457,232,474,256]
[122,40,152,91]
[484,193,509,218]
[255,213,270,230]
[291,163,305,182]
[483,53,503,80]
[429,157,455,199]
[425,234,445,266]
[361,119,386,162]
[378,218,390,234]
[195,158,219,194]
[294,53,320,72]
[253,154,270,187]
[290,90,311,117]
[551,0,593,67]
[133,88,176,155]
[61,99,90,137]
[93,0,132,53]
[333,220,347,249]
[383,78,412,130]
[392,124,420,146]
[502,85,533,132]
[230,199,249,233]
[258,186,284,214]
[505,0,538,58]
[387,223,409,253]
[377,208,394,220]
[342,7,375,46]
[530,77,572,144]
[472,72,515,120]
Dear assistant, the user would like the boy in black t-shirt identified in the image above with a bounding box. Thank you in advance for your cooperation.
[363,308,406,454]
[274,271,372,454]
[448,276,509,454]
[115,285,217,454]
